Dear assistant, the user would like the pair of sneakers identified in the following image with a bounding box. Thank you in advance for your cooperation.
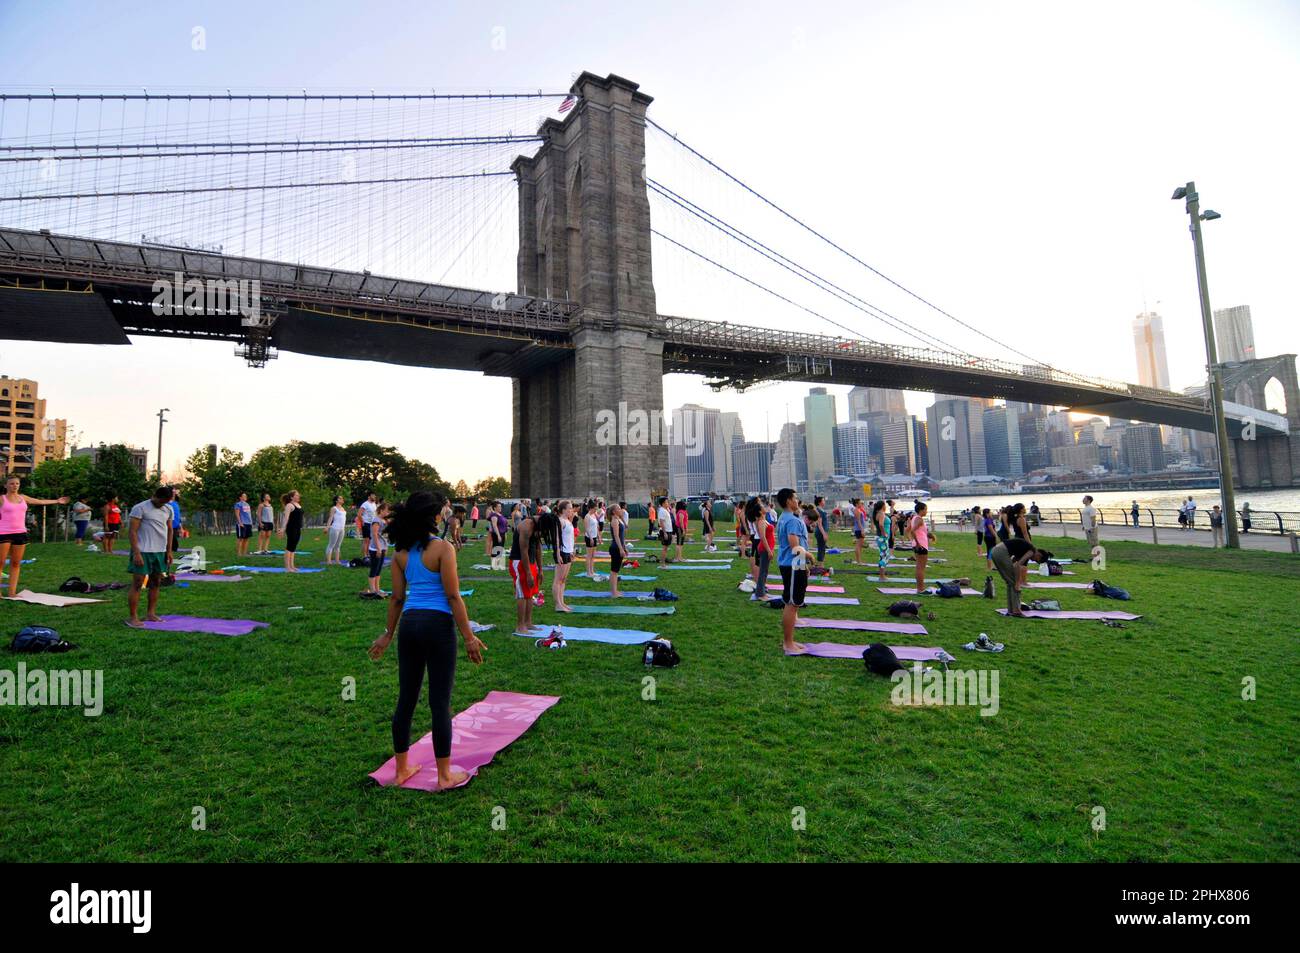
[535,629,567,650]
[963,633,1004,653]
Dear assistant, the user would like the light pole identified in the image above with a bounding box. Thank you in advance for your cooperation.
[155,408,170,482]
[1171,182,1238,548]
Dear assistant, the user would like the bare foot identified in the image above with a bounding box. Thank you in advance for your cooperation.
[125,619,144,628]
[394,762,422,786]
[145,614,163,622]
[783,641,807,654]
[610,591,622,599]
[438,769,470,789]
[555,605,573,613]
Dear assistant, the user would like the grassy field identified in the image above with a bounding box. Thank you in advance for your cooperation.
[1,523,1297,862]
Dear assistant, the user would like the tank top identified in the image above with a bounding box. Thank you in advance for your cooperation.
[912,515,930,549]
[329,506,346,530]
[402,540,452,613]
[106,503,121,525]
[0,495,27,534]
[286,505,303,533]
[560,520,575,555]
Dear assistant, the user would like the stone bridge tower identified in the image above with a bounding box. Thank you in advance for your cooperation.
[1227,354,1300,489]
[509,72,666,501]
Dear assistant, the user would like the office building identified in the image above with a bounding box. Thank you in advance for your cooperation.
[982,405,1024,478]
[833,420,873,477]
[1133,311,1172,391]
[732,441,775,494]
[926,398,987,480]
[0,376,68,477]
[803,388,838,484]
[1214,305,1256,364]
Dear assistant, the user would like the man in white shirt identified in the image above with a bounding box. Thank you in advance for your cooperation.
[360,492,378,552]
[126,486,175,627]
[657,497,673,563]
[1185,497,1197,529]
[1080,495,1099,548]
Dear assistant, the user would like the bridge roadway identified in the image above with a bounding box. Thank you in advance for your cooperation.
[0,226,1283,436]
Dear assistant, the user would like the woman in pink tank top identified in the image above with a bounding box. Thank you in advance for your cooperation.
[1,476,70,597]
[909,501,931,595]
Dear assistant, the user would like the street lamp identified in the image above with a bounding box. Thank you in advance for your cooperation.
[1172,181,1239,548]
[156,408,170,482]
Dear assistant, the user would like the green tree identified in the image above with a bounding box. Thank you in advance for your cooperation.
[84,444,150,510]
[180,446,252,515]
[247,444,331,515]
[472,476,511,501]
[27,455,93,503]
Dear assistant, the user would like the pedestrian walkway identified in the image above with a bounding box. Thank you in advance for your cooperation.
[1024,521,1298,552]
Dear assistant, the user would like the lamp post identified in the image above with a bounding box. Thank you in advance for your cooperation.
[1171,182,1238,548]
[155,408,170,482]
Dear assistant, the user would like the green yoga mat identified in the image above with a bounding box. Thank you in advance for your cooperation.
[564,604,676,616]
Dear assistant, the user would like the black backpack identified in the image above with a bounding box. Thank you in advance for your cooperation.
[863,643,904,676]
[642,638,680,668]
[349,556,368,568]
[1091,580,1131,601]
[887,600,921,618]
[1046,560,1064,576]
[983,576,995,599]
[652,587,678,602]
[936,580,963,598]
[10,626,77,653]
[59,576,92,594]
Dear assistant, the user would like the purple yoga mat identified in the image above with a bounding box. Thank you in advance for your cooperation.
[175,573,250,583]
[997,609,1141,620]
[796,617,929,635]
[135,615,269,636]
[786,642,951,661]
[1025,582,1092,589]
[370,691,559,791]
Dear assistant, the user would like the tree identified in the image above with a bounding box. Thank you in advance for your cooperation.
[84,444,150,509]
[180,446,252,514]
[453,479,471,500]
[27,455,93,503]
[472,476,511,501]
[247,444,331,515]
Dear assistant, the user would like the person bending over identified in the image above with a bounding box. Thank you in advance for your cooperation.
[369,492,485,789]
[988,537,1052,618]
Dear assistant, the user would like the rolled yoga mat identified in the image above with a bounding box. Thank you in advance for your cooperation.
[796,617,929,635]
[369,690,559,791]
[996,609,1141,620]
[132,615,269,635]
[564,604,675,616]
[519,624,659,645]
[786,642,955,662]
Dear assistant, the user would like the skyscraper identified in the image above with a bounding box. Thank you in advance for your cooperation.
[769,421,807,491]
[912,417,929,475]
[833,421,873,477]
[668,404,721,497]
[881,416,918,475]
[847,386,907,421]
[926,398,987,480]
[982,405,1024,478]
[1133,312,1172,391]
[1121,424,1166,474]
[731,442,775,494]
[1214,305,1256,363]
[803,388,837,484]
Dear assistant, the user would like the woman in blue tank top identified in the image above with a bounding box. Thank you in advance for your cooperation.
[368,491,485,790]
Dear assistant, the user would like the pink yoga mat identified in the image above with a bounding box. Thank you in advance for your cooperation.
[996,609,1141,620]
[796,617,928,635]
[759,594,860,605]
[786,642,953,661]
[807,585,845,593]
[1025,582,1092,589]
[369,691,559,792]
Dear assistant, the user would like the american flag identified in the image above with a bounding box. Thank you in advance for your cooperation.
[558,94,577,114]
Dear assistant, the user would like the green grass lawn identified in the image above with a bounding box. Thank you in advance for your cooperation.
[1,524,1297,862]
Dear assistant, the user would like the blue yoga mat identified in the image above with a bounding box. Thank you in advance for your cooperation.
[664,564,730,571]
[520,624,658,645]
[566,604,675,615]
[222,566,324,574]
[565,590,654,600]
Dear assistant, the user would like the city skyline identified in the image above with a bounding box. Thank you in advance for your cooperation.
[2,0,1297,484]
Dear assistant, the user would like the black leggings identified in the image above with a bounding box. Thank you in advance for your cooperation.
[286,526,301,552]
[392,609,457,757]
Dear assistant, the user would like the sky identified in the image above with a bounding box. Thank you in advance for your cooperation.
[1,0,1297,481]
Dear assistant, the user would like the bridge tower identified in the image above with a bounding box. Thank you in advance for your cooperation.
[1228,354,1300,489]
[509,72,666,501]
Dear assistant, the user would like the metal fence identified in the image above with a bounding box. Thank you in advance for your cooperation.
[938,506,1300,536]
